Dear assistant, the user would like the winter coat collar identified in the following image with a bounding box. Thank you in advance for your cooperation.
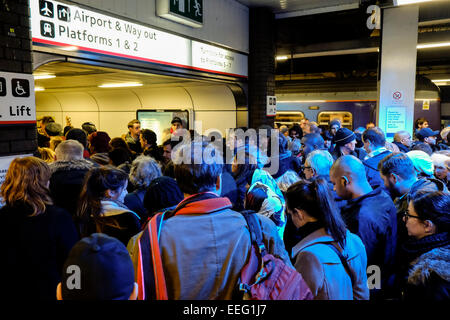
[342,187,384,210]
[169,192,232,216]
[49,159,94,173]
[410,177,447,195]
[291,228,358,261]
[401,232,450,262]
[100,199,140,220]
[393,141,410,153]
[408,243,450,285]
[364,147,389,161]
[292,228,333,258]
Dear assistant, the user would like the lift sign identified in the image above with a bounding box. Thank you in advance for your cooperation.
[0,72,36,124]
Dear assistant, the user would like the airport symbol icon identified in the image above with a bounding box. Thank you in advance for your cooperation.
[40,0,54,18]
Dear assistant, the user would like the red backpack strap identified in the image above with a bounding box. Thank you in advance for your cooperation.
[136,212,168,300]
[149,213,168,300]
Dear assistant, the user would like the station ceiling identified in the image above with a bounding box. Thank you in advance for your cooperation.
[33,62,213,93]
[33,1,450,92]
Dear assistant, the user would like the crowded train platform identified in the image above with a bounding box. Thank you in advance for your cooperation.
[0,0,450,305]
[1,116,449,301]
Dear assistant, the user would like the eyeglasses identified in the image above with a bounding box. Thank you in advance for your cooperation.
[403,210,423,221]
[303,166,312,171]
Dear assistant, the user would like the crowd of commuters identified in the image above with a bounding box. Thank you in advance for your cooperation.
[0,115,449,301]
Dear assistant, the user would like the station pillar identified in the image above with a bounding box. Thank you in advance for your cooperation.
[248,7,276,129]
[377,5,419,141]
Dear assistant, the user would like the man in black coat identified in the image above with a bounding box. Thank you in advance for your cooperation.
[392,131,412,153]
[50,140,94,220]
[362,127,392,194]
[330,155,397,299]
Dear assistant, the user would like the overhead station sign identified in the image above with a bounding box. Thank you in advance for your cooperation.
[30,0,248,78]
[0,72,36,125]
[157,0,203,28]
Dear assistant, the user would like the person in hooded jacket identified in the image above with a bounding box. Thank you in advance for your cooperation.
[245,182,286,240]
[232,149,287,238]
[395,191,450,300]
[77,166,141,245]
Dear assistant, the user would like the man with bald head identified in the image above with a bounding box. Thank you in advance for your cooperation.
[393,130,412,153]
[300,133,325,163]
[330,155,397,299]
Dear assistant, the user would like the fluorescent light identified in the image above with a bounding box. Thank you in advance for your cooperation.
[98,83,143,88]
[431,79,450,82]
[434,82,448,86]
[394,0,432,5]
[34,74,56,80]
[34,87,45,91]
[276,56,288,61]
[417,42,450,49]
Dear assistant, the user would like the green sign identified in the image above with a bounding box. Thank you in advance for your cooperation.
[170,0,203,24]
[157,0,203,28]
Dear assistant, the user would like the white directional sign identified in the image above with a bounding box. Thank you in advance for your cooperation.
[267,96,277,117]
[0,72,36,124]
[30,0,248,78]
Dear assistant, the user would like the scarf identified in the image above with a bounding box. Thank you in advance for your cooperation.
[401,232,450,265]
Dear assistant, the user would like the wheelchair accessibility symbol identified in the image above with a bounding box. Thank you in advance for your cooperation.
[11,79,30,98]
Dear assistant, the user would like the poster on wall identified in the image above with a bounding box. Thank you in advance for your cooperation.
[386,106,406,138]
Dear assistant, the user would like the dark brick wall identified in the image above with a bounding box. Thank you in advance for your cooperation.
[0,0,37,156]
[248,8,275,129]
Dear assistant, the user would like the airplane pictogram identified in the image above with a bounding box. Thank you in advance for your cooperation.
[40,1,54,17]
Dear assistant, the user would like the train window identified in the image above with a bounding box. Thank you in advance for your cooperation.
[317,111,353,130]
[274,111,305,127]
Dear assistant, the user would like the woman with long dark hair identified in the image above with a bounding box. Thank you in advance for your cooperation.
[77,166,140,245]
[232,151,258,211]
[395,191,450,300]
[0,157,78,300]
[285,177,369,300]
